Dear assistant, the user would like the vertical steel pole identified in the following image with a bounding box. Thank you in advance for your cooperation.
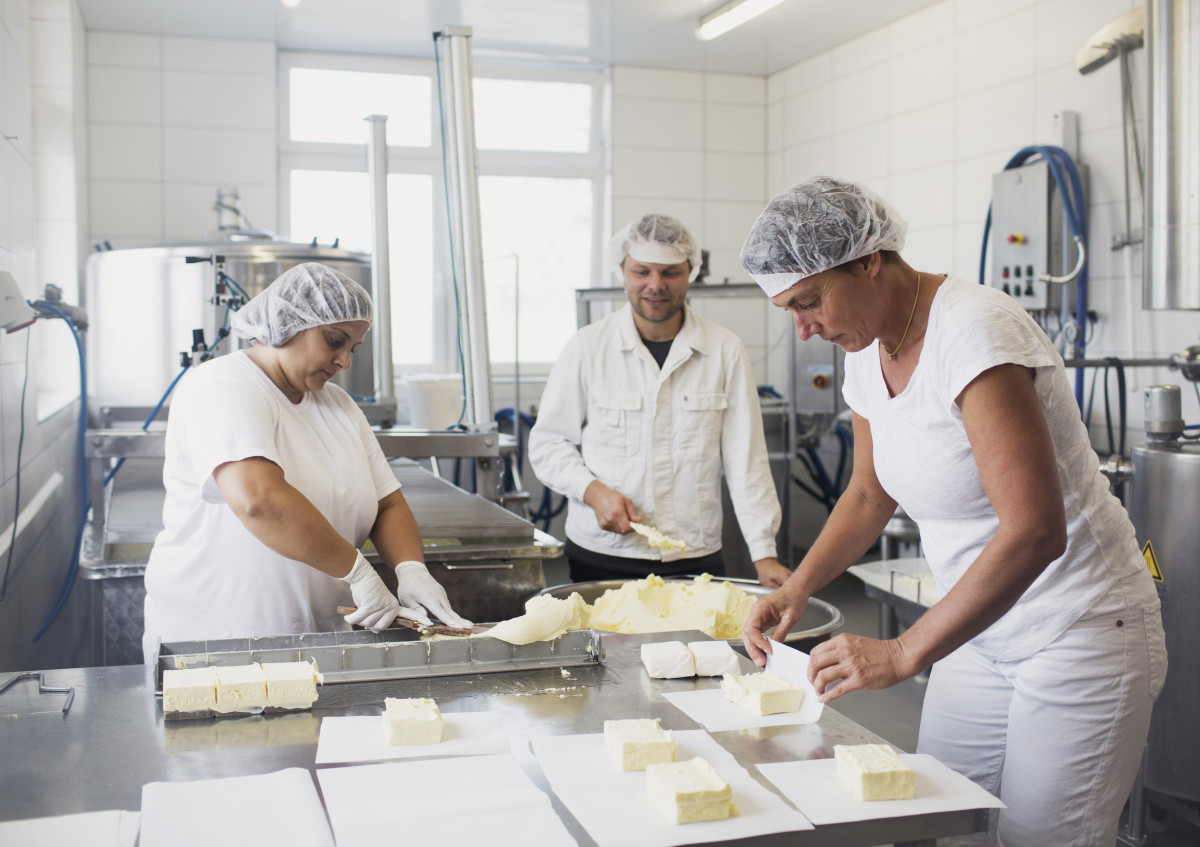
[365,114,394,403]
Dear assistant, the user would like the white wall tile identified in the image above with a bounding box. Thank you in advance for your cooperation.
[89,123,161,180]
[34,149,73,220]
[612,66,702,101]
[952,9,1037,95]
[766,72,786,104]
[954,220,988,282]
[832,121,889,180]
[29,17,67,86]
[833,27,888,76]
[610,197,703,240]
[612,147,704,199]
[163,181,276,240]
[87,66,161,125]
[954,77,1036,158]
[704,247,748,285]
[1033,61,1124,141]
[6,29,32,157]
[832,63,889,132]
[162,71,275,130]
[88,32,159,67]
[767,101,784,152]
[0,31,6,144]
[89,179,163,240]
[903,224,956,275]
[887,42,954,116]
[705,72,764,105]
[31,83,71,153]
[704,200,766,251]
[706,102,764,154]
[766,150,785,195]
[8,156,34,259]
[889,102,955,173]
[782,51,832,96]
[30,0,69,21]
[162,126,274,184]
[783,137,833,184]
[161,37,274,75]
[0,142,11,249]
[954,0,1035,33]
[889,0,954,55]
[1035,0,1136,73]
[782,86,831,144]
[35,217,74,286]
[889,163,956,226]
[704,151,764,203]
[1077,123,1133,207]
[954,151,1011,222]
[611,96,703,150]
[707,297,766,340]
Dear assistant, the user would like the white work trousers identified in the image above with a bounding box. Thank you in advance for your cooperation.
[917,591,1166,847]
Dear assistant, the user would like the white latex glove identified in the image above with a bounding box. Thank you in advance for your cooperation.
[341,550,402,632]
[394,561,473,628]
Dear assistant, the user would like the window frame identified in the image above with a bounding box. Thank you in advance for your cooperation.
[278,51,608,378]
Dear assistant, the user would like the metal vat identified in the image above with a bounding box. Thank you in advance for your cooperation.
[85,237,376,409]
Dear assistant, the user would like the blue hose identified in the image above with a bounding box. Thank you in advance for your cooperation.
[29,303,90,643]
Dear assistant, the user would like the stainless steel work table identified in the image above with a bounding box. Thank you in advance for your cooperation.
[0,633,989,845]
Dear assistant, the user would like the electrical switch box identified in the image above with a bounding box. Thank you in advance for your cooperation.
[990,160,1085,312]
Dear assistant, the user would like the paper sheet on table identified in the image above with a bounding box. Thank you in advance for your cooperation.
[315,711,509,764]
[660,644,822,732]
[139,767,332,847]
[0,810,140,847]
[317,753,574,847]
[757,754,1006,825]
[532,729,813,847]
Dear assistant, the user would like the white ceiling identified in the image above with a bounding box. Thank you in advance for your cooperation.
[75,0,941,77]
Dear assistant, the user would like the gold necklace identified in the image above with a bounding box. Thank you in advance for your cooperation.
[882,271,921,361]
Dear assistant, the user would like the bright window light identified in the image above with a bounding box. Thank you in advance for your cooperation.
[289,68,431,146]
[473,78,591,153]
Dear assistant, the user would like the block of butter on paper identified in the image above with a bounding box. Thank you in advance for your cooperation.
[382,697,444,745]
[646,757,736,824]
[721,670,804,716]
[641,642,696,678]
[604,718,676,771]
[834,743,915,801]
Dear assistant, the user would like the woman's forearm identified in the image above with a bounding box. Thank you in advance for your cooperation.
[788,484,896,599]
[370,490,425,567]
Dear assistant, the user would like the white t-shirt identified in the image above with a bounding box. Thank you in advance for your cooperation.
[143,351,401,650]
[843,276,1148,661]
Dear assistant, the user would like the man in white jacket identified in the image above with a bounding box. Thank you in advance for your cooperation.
[528,214,790,587]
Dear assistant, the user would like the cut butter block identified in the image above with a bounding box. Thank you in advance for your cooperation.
[687,640,740,677]
[162,667,218,713]
[646,757,736,824]
[382,697,444,745]
[641,641,696,679]
[263,661,323,708]
[721,670,803,716]
[604,718,676,771]
[834,744,915,801]
[213,664,268,712]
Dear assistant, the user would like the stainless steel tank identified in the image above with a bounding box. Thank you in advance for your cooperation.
[1129,385,1200,801]
[86,237,375,409]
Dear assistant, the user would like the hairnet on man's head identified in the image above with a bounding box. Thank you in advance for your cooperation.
[231,262,373,347]
[610,213,703,281]
[740,177,907,297]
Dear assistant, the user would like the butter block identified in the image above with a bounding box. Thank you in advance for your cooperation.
[604,718,676,771]
[382,697,444,745]
[720,670,803,716]
[163,667,218,714]
[213,664,268,712]
[646,757,735,824]
[641,641,696,679]
[687,640,740,676]
[263,661,323,709]
[834,744,915,801]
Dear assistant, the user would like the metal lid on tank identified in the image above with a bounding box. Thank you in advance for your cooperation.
[1144,385,1185,440]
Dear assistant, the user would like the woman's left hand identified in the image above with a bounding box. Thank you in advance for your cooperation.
[807,633,916,703]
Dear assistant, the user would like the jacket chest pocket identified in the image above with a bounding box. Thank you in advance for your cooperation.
[584,391,643,456]
[678,392,727,459]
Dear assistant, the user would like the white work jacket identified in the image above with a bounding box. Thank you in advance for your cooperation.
[528,304,781,562]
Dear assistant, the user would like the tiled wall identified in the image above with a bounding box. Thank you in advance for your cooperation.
[0,0,91,672]
[766,0,1197,431]
[87,33,277,245]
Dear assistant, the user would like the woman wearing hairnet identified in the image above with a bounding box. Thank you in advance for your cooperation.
[739,177,1165,846]
[142,263,468,661]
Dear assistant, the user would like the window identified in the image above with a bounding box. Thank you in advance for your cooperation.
[280,52,605,378]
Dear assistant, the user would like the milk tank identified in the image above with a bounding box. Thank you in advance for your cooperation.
[86,234,375,412]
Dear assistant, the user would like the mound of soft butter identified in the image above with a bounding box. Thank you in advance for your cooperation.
[588,574,755,640]
[481,592,591,645]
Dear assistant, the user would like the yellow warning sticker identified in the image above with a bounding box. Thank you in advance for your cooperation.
[1142,540,1164,583]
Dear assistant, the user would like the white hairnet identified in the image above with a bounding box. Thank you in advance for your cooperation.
[610,213,702,282]
[740,177,908,297]
[231,262,373,347]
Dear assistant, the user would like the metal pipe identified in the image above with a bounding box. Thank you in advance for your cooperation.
[365,114,394,402]
[435,26,495,428]
[1144,0,1200,309]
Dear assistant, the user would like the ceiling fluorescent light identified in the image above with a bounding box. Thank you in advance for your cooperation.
[280,0,303,9]
[695,0,787,41]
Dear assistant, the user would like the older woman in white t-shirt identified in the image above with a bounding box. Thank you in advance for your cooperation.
[142,263,468,661]
[738,177,1165,847]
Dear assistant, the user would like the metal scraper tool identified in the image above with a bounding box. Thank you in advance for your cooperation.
[336,606,486,637]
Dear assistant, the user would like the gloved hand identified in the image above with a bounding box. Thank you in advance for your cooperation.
[394,561,473,629]
[341,550,402,632]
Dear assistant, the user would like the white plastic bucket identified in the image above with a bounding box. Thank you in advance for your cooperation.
[405,374,463,429]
